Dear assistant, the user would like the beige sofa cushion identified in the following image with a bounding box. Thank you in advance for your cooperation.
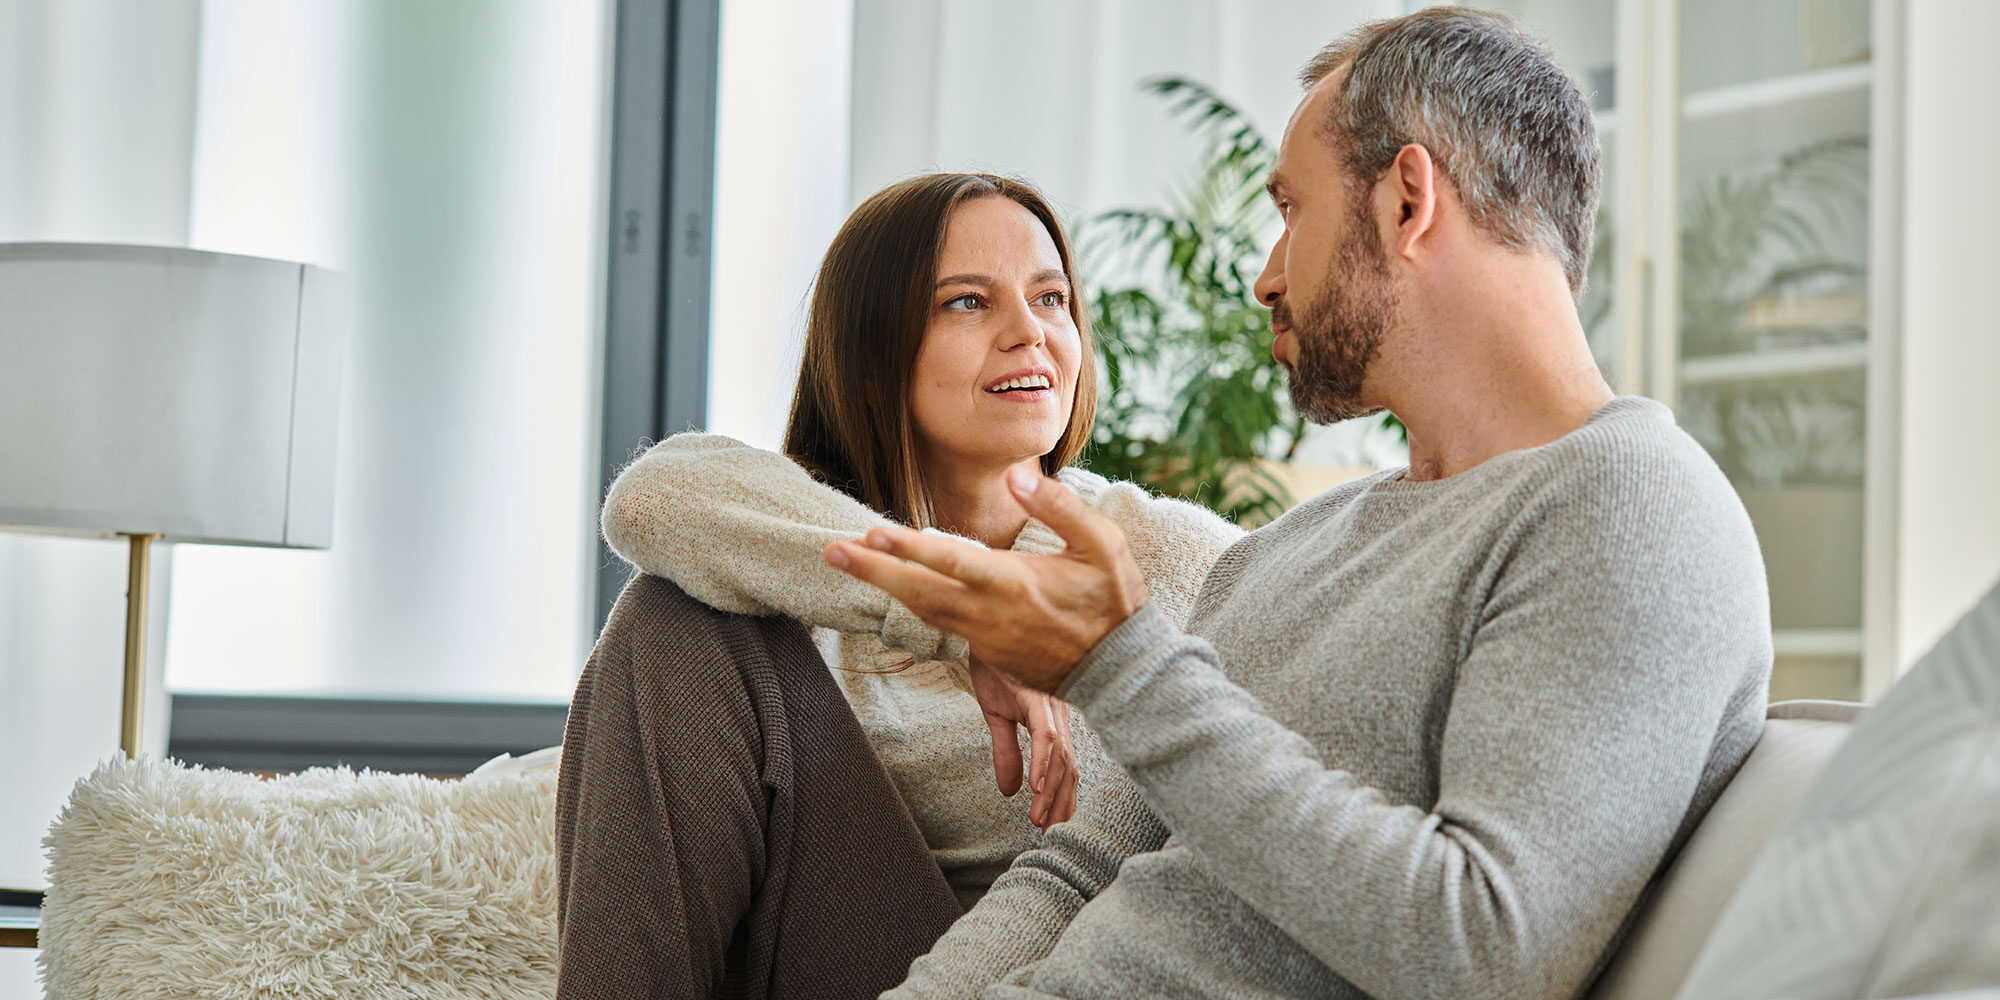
[1672,583,2000,999]
[1589,699,1864,1000]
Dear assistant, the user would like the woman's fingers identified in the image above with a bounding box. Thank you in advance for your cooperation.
[1046,697,1077,825]
[1028,692,1077,830]
[1055,742,1080,825]
[987,714,1024,798]
[1032,696,1064,828]
[1029,694,1054,795]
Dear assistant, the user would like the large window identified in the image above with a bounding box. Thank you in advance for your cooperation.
[163,2,611,704]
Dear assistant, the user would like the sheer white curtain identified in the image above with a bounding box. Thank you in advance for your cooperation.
[0,1,202,934]
[705,0,854,450]
[850,0,1408,222]
[164,0,608,702]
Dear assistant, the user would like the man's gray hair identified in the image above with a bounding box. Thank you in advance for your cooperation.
[1302,7,1600,295]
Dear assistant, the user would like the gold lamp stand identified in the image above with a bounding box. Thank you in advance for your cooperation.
[119,532,161,759]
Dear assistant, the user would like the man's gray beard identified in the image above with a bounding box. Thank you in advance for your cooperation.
[1283,208,1398,425]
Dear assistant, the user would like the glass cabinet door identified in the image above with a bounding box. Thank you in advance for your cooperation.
[1471,0,1627,384]
[1453,0,1875,702]
[1674,0,1872,700]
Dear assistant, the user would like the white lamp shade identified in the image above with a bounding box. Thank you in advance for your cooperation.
[0,243,347,548]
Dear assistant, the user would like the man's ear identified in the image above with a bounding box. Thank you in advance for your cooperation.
[1386,143,1438,261]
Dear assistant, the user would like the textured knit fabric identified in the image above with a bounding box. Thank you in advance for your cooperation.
[555,574,965,1000]
[1671,582,2000,1000]
[890,396,1774,1000]
[599,433,1241,902]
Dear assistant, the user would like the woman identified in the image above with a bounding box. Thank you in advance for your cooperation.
[556,173,1243,999]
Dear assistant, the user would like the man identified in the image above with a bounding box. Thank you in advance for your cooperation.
[826,8,1772,999]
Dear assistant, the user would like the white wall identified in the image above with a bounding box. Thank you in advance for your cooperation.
[848,0,1410,216]
[842,0,1413,468]
[1891,0,2000,668]
[704,0,856,451]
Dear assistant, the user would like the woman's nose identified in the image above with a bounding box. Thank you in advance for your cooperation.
[998,298,1046,350]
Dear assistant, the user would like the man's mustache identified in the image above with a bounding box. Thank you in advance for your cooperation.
[1270,299,1292,330]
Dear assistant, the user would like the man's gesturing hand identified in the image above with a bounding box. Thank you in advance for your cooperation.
[824,466,1150,694]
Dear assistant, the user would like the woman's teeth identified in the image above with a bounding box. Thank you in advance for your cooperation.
[987,374,1052,392]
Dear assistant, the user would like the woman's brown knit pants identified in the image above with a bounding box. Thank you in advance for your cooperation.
[555,574,964,1000]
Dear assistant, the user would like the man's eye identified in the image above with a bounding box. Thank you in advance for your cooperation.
[943,293,981,311]
[1035,291,1066,307]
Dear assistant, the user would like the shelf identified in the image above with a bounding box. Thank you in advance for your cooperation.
[1773,628,1863,658]
[1679,341,1868,384]
[1682,66,1872,180]
[1591,62,1870,137]
[1684,63,1873,121]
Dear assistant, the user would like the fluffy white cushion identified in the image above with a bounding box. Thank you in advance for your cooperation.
[39,756,559,1000]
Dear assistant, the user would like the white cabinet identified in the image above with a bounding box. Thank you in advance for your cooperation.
[1477,0,1893,701]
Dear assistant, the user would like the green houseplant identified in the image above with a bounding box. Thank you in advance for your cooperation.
[1080,77,1403,527]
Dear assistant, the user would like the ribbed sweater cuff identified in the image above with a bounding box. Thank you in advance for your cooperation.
[1056,602,1177,708]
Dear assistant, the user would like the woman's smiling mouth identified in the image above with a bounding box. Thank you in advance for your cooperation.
[983,369,1056,401]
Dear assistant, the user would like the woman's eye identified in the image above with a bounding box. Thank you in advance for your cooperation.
[943,293,981,311]
[1035,290,1066,308]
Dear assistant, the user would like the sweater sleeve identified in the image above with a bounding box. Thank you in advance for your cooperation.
[883,763,1170,1000]
[882,475,1240,997]
[600,433,961,661]
[1054,466,1767,1000]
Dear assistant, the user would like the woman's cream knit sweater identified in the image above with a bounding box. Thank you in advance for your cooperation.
[599,433,1241,905]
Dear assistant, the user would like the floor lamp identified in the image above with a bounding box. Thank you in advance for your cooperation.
[0,243,346,947]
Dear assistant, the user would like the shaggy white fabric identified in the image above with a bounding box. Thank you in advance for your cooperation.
[39,756,559,999]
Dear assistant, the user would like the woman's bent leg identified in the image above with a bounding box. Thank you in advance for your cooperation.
[555,574,962,1000]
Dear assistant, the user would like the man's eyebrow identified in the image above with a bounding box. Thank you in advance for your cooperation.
[1264,171,1287,203]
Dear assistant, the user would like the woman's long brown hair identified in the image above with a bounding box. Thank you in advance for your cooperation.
[783,173,1097,528]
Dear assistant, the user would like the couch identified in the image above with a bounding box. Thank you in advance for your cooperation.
[37,586,2000,998]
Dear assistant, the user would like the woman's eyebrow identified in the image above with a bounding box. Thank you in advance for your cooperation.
[935,270,1069,290]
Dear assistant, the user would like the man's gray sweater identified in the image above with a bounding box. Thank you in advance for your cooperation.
[888,396,1773,1000]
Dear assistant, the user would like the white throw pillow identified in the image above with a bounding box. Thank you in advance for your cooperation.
[40,758,558,1000]
[1673,581,2000,999]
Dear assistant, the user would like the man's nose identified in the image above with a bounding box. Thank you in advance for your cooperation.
[1253,232,1288,307]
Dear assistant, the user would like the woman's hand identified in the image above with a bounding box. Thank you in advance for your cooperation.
[967,655,1078,829]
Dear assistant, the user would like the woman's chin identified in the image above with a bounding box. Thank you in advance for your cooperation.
[949,434,1064,472]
